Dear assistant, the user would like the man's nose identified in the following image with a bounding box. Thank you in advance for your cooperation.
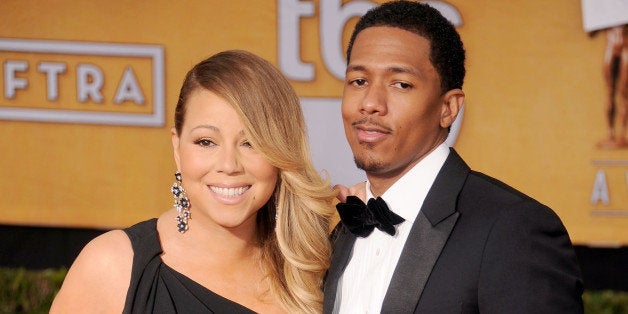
[359,85,388,115]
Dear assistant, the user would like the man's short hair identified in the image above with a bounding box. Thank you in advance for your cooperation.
[346,0,465,93]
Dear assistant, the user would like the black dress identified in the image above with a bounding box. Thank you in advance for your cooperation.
[122,219,257,313]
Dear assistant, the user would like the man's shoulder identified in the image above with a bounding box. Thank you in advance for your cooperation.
[465,170,539,204]
[454,170,561,224]
[436,151,555,218]
[457,170,569,226]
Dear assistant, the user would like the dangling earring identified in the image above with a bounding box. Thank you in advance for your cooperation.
[171,171,190,233]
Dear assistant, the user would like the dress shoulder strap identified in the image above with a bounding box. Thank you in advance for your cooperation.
[124,218,162,263]
[122,218,162,313]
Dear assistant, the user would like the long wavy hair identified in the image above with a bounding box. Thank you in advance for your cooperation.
[174,50,336,313]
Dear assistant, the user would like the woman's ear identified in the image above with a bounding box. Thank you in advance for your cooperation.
[171,127,181,171]
[440,89,465,129]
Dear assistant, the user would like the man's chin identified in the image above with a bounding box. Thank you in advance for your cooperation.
[354,156,384,173]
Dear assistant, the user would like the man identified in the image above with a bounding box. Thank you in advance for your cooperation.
[596,24,628,149]
[324,1,584,313]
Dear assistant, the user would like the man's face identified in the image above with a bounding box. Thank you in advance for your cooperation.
[342,26,460,184]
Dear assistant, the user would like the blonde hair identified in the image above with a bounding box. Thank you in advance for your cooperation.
[174,50,336,313]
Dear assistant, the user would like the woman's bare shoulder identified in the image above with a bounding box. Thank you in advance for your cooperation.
[50,229,133,313]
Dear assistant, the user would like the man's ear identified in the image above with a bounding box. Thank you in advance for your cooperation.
[440,89,465,128]
[171,127,181,171]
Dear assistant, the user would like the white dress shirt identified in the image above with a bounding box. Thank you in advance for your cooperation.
[335,143,450,314]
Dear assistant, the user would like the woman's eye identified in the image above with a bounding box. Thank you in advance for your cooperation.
[242,141,253,148]
[194,139,215,147]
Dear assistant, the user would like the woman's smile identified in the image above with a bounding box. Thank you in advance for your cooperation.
[209,185,251,198]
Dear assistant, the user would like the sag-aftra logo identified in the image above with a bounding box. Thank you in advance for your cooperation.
[0,38,164,126]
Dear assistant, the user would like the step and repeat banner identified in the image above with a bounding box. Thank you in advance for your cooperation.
[1,0,626,245]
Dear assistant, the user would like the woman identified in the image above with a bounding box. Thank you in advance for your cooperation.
[51,50,337,313]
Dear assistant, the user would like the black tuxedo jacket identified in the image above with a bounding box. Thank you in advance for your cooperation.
[324,149,583,313]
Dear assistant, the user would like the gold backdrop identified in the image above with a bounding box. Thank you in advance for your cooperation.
[1,0,626,246]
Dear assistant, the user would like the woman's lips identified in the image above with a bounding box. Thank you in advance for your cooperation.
[209,185,250,198]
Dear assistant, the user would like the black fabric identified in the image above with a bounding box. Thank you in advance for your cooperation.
[122,219,256,314]
[336,196,405,237]
[324,149,584,314]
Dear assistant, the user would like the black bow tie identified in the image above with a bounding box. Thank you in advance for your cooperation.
[336,196,405,237]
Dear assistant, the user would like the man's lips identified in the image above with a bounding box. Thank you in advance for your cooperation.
[356,127,388,143]
[352,120,392,143]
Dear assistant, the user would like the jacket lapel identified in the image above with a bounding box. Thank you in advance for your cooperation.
[323,225,357,314]
[381,149,469,312]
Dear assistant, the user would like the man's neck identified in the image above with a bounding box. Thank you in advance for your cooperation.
[367,142,446,197]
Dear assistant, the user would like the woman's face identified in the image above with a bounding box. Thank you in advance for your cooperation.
[172,89,278,231]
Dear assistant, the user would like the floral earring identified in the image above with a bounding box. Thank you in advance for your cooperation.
[171,171,190,233]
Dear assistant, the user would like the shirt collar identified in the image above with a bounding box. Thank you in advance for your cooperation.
[366,143,450,221]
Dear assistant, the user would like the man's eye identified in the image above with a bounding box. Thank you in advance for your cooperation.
[350,79,367,87]
[393,82,412,89]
